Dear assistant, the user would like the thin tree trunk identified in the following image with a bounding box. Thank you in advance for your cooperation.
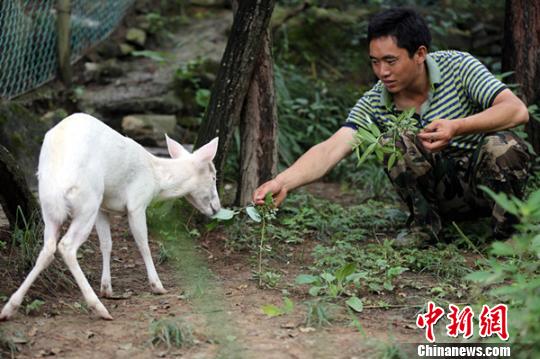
[237,28,278,206]
[0,145,39,229]
[502,0,540,154]
[195,0,276,183]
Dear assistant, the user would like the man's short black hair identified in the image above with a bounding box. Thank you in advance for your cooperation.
[367,8,431,57]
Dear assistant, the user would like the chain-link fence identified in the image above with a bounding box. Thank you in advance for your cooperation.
[0,0,136,100]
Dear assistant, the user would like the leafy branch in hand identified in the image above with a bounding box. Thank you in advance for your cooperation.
[354,108,419,170]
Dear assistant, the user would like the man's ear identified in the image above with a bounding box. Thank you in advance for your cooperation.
[415,45,428,63]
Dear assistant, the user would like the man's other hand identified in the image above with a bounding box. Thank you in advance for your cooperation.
[418,119,458,152]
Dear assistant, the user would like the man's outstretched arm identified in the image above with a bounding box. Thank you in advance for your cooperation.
[253,127,356,206]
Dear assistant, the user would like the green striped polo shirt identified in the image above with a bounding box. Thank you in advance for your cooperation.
[345,50,507,151]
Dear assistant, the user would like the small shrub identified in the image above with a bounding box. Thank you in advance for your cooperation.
[149,317,194,349]
[25,299,45,316]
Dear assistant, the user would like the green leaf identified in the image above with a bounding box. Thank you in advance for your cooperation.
[369,122,381,137]
[465,270,501,284]
[261,304,283,317]
[531,235,540,255]
[346,296,364,312]
[195,89,211,108]
[205,220,219,231]
[357,127,378,143]
[264,192,274,207]
[346,272,368,283]
[308,286,324,296]
[489,284,523,297]
[490,241,515,257]
[387,152,397,171]
[387,266,408,277]
[245,206,262,223]
[320,272,336,283]
[335,263,356,283]
[479,186,519,215]
[295,274,319,285]
[283,297,294,314]
[212,208,237,220]
[357,142,378,165]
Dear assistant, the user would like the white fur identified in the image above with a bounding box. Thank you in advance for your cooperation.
[0,113,220,320]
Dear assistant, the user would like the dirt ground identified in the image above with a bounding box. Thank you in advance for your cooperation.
[0,182,433,359]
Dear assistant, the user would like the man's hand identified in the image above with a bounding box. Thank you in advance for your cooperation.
[253,179,288,207]
[417,119,458,152]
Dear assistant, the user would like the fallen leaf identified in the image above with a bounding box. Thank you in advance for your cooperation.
[28,326,38,337]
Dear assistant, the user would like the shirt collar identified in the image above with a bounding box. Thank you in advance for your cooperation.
[380,53,441,111]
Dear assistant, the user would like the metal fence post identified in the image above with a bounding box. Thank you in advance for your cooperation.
[56,0,72,86]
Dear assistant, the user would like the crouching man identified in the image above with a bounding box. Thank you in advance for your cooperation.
[253,7,531,245]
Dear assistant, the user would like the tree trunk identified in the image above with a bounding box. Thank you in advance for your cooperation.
[502,0,540,154]
[236,28,278,206]
[195,0,276,183]
[0,145,39,229]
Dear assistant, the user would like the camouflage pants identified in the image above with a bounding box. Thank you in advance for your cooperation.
[384,131,531,238]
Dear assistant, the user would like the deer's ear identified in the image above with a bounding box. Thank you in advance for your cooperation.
[194,137,218,162]
[165,134,190,159]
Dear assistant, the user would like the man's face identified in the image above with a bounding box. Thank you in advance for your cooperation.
[369,36,425,94]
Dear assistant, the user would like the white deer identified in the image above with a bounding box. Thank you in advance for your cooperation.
[0,113,220,320]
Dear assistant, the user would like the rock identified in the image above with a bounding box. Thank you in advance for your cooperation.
[79,87,183,120]
[122,114,177,146]
[177,116,201,129]
[83,59,125,84]
[126,28,147,47]
[95,40,122,59]
[119,43,135,56]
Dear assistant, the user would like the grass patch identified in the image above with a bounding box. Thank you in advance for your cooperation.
[149,317,194,349]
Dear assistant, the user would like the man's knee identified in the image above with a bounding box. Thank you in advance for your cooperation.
[479,131,530,177]
[477,131,531,198]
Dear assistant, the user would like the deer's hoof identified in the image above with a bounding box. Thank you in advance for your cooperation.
[93,302,113,320]
[151,283,168,295]
[0,303,18,321]
[100,285,113,298]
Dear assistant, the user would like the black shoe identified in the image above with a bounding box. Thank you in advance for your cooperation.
[394,226,439,248]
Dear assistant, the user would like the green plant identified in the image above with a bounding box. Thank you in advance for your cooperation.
[211,193,277,288]
[354,108,419,171]
[25,299,45,315]
[296,262,363,299]
[149,318,194,349]
[157,242,170,265]
[8,209,74,291]
[261,297,294,317]
[304,300,335,327]
[260,271,282,289]
[466,187,540,357]
[10,208,43,271]
[0,329,17,356]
